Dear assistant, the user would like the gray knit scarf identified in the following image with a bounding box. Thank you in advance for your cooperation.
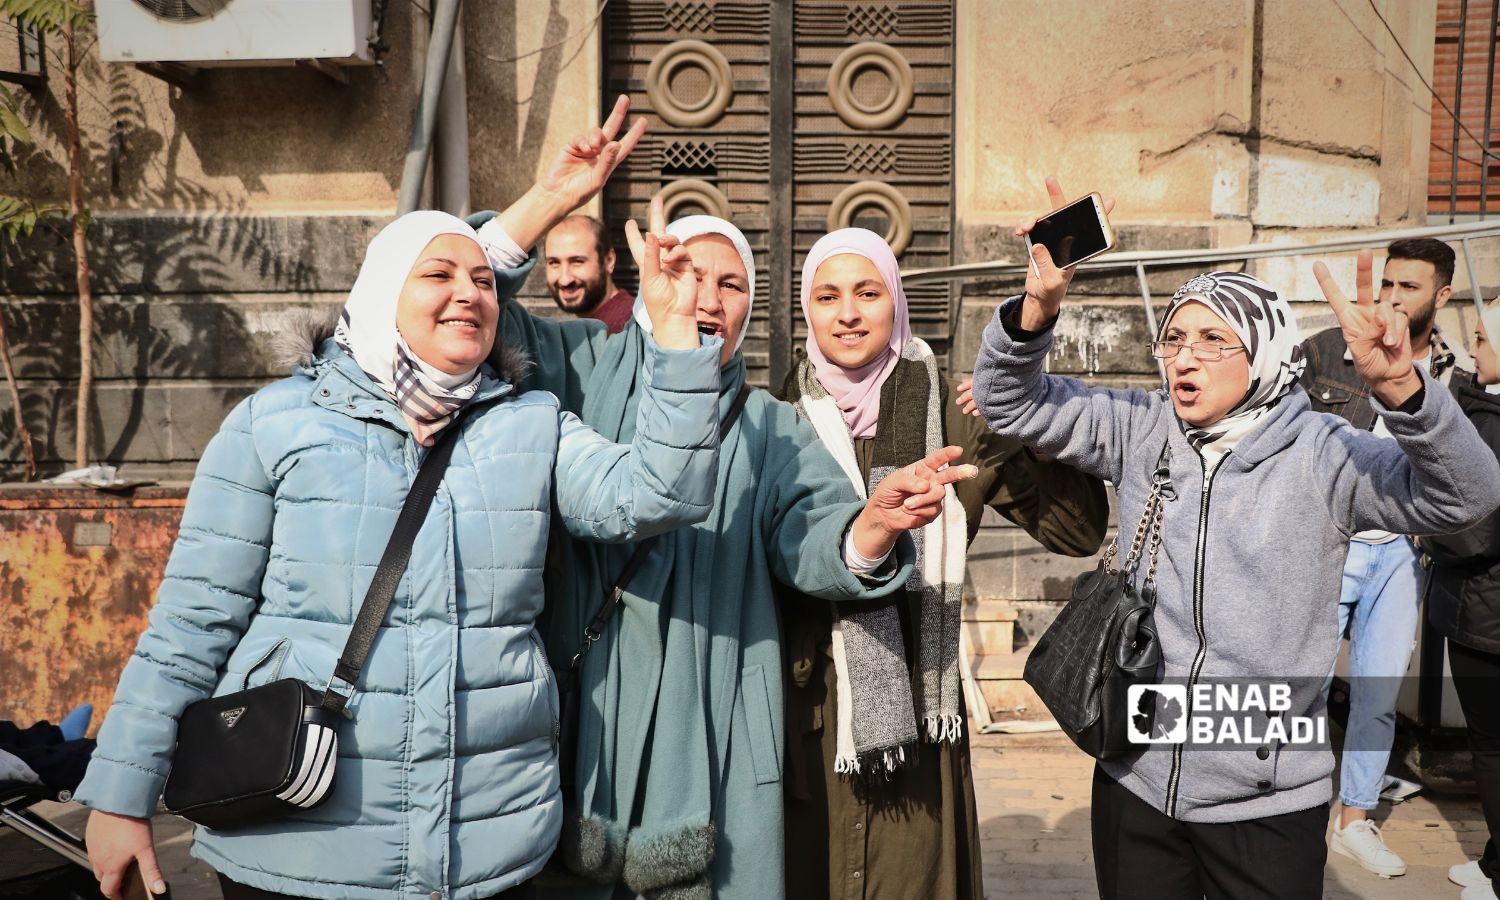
[789,337,966,775]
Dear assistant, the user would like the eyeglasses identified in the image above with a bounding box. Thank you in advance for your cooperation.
[1148,339,1247,361]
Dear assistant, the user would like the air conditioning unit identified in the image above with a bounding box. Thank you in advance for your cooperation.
[97,0,375,66]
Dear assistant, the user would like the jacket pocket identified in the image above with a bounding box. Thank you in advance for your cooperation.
[1177,740,1279,804]
[740,664,782,786]
[1308,378,1361,415]
[218,636,290,695]
[529,630,560,748]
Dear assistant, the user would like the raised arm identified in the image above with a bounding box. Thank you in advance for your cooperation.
[494,94,646,251]
[968,178,1161,486]
[1312,251,1500,534]
[552,342,721,542]
[554,201,721,540]
[473,98,647,406]
[1317,371,1500,535]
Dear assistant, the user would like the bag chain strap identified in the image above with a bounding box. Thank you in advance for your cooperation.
[1102,443,1172,587]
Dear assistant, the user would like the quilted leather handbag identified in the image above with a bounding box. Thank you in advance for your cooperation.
[1023,443,1173,759]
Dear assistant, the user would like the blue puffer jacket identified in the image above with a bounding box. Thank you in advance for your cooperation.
[75,318,723,900]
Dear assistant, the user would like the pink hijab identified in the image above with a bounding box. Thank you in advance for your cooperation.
[799,228,913,438]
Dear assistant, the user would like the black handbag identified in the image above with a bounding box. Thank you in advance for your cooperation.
[1023,443,1173,760]
[552,385,751,797]
[162,423,461,829]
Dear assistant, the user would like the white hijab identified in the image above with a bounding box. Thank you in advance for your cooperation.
[1483,300,1500,379]
[334,211,487,444]
[631,214,756,353]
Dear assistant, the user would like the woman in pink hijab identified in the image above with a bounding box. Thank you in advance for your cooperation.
[775,228,1109,900]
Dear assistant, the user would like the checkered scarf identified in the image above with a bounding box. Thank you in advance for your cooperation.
[334,211,485,445]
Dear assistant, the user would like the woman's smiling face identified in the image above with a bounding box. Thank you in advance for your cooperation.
[1162,301,1251,428]
[394,234,498,375]
[807,253,896,369]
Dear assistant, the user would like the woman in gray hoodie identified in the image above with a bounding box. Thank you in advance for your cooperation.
[964,179,1500,900]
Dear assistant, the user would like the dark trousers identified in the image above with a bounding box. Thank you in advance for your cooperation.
[1090,766,1328,900]
[217,873,536,900]
[1450,638,1500,893]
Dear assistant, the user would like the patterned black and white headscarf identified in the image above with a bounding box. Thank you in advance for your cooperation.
[334,211,485,446]
[1160,271,1306,458]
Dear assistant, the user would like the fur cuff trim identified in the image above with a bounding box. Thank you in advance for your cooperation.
[557,812,626,884]
[622,820,717,894]
[644,878,712,900]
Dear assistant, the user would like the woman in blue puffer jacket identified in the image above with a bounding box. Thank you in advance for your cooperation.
[73,199,726,900]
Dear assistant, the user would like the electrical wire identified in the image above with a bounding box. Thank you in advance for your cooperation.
[1364,0,1500,165]
[483,0,609,64]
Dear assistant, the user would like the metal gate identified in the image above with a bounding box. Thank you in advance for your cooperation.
[602,0,956,387]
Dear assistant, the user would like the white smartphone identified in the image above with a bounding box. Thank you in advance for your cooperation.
[1024,192,1117,271]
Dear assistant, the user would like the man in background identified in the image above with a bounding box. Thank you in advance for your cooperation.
[1301,237,1469,879]
[543,214,634,333]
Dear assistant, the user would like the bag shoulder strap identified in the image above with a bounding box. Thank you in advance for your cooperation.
[1104,440,1173,578]
[322,422,463,714]
[570,383,753,668]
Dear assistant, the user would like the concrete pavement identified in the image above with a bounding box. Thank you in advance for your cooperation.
[2,734,1490,898]
[972,731,1491,899]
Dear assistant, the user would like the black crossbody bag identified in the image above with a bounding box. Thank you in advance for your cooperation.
[552,385,751,796]
[1023,443,1173,760]
[162,423,461,829]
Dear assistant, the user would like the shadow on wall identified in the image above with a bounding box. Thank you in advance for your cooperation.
[0,1,587,478]
[0,219,272,479]
[466,0,576,207]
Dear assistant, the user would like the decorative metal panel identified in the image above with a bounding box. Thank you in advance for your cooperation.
[603,0,955,386]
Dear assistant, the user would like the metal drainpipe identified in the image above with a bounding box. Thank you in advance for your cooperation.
[397,0,463,215]
[436,23,471,217]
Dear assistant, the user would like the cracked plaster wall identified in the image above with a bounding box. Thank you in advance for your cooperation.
[948,0,1470,382]
[956,0,1434,234]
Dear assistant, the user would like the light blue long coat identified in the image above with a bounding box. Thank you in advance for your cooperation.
[483,241,916,900]
[75,318,724,900]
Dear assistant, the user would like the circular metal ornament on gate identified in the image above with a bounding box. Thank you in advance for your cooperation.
[826,42,914,131]
[827,181,913,255]
[646,40,735,128]
[657,178,732,222]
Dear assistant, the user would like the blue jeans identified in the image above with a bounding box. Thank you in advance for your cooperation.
[1335,537,1424,810]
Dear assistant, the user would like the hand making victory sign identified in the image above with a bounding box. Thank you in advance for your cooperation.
[850,446,978,561]
[499,94,649,249]
[623,196,701,351]
[536,94,647,211]
[1313,249,1424,409]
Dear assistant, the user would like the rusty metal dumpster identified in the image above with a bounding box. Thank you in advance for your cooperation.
[0,485,187,733]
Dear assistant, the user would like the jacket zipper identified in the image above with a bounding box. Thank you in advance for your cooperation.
[1166,453,1216,817]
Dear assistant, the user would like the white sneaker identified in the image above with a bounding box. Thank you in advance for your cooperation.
[1461,883,1499,900]
[1453,860,1491,888]
[1330,818,1407,877]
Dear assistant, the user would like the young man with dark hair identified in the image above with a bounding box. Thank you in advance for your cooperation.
[1300,237,1466,879]
[543,214,635,333]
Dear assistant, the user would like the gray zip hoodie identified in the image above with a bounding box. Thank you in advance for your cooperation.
[972,296,1500,823]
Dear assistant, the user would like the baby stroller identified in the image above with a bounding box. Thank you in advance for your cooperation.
[0,708,101,899]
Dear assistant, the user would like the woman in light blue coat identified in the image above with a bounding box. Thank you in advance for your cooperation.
[75,208,724,900]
